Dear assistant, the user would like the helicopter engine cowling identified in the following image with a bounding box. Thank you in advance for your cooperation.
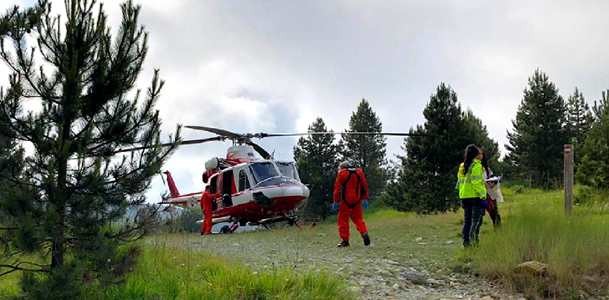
[205,157,219,171]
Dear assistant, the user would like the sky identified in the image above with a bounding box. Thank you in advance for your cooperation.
[2,0,609,202]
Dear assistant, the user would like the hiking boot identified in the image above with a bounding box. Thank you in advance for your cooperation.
[337,241,350,248]
[362,233,371,246]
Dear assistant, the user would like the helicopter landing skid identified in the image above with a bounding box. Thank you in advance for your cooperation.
[285,214,302,229]
[219,222,239,234]
[260,222,272,231]
[250,214,302,230]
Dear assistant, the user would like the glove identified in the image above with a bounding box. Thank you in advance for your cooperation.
[362,200,369,210]
[332,202,339,212]
[481,199,487,208]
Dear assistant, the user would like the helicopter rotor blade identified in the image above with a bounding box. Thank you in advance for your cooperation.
[184,126,244,140]
[179,136,226,145]
[246,141,272,159]
[113,136,225,154]
[254,132,435,138]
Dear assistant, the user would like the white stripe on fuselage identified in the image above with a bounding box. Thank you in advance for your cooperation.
[169,184,309,212]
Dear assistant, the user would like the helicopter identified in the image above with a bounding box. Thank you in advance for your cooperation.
[123,126,422,233]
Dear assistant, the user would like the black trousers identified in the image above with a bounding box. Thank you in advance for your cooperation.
[461,198,483,247]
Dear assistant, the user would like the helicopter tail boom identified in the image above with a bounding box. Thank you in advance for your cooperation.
[163,171,180,198]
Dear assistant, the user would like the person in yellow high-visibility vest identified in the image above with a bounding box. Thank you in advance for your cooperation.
[456,144,487,247]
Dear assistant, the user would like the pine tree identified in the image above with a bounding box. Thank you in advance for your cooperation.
[565,87,593,166]
[505,69,568,188]
[566,88,593,145]
[0,1,179,297]
[385,84,499,213]
[577,90,609,187]
[463,109,500,168]
[293,118,338,221]
[341,99,387,197]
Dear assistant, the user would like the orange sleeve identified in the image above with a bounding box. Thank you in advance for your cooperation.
[358,169,369,200]
[333,170,344,203]
[199,192,206,210]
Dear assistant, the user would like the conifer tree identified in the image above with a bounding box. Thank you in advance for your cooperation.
[463,109,500,167]
[566,88,593,145]
[0,1,179,297]
[505,69,568,188]
[389,84,463,213]
[293,118,338,220]
[386,84,498,213]
[341,99,387,197]
[565,87,593,166]
[577,90,609,187]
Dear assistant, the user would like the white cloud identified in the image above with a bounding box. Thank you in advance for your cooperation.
[3,0,609,201]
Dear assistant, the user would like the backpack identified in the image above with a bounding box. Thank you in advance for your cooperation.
[341,168,365,209]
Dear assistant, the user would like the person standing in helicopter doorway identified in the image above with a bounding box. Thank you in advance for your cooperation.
[332,161,371,248]
[456,145,486,247]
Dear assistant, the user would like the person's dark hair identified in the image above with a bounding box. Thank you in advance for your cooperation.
[479,149,490,175]
[462,144,479,174]
[205,185,211,191]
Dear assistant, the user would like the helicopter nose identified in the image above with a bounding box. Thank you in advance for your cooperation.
[302,184,310,198]
[280,184,310,198]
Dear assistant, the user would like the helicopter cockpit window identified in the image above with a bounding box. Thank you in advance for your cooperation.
[276,162,298,180]
[209,176,218,194]
[238,170,250,192]
[249,162,280,184]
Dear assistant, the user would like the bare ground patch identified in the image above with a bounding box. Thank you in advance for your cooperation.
[151,214,522,300]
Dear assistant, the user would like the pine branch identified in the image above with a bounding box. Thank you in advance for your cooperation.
[0,261,49,277]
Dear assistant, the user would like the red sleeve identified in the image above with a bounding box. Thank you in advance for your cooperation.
[358,169,369,200]
[333,170,345,203]
[199,192,206,210]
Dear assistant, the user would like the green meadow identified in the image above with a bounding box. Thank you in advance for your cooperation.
[2,185,609,299]
[464,185,609,299]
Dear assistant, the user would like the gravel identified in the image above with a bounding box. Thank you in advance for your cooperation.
[150,216,520,300]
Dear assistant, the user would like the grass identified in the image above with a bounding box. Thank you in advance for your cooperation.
[155,203,473,300]
[0,241,355,300]
[322,197,411,224]
[89,246,353,300]
[463,185,609,299]
[364,198,411,222]
[4,186,609,299]
[0,268,21,299]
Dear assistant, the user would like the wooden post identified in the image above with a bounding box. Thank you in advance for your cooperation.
[564,144,574,214]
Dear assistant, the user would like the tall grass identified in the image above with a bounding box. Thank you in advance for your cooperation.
[1,239,355,300]
[465,186,609,299]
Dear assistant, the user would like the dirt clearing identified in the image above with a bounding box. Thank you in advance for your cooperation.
[152,213,519,300]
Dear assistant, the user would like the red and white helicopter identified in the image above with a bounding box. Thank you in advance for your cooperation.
[138,126,419,233]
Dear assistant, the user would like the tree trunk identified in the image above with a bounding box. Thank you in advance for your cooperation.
[51,206,65,269]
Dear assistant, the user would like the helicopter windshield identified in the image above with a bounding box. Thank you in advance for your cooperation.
[276,162,299,181]
[249,162,280,184]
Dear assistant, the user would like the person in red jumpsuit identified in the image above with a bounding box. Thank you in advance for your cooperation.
[200,185,219,235]
[333,161,371,247]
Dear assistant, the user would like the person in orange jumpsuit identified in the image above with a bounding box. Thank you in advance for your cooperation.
[200,185,219,235]
[333,161,371,247]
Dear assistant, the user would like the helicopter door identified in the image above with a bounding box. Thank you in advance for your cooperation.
[238,169,250,192]
[221,170,234,207]
[209,176,218,211]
